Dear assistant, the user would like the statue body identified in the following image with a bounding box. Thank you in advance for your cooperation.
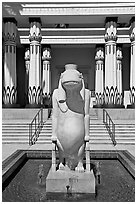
[52,64,90,171]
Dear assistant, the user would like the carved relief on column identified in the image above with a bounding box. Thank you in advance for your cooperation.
[42,45,51,95]
[116,46,123,105]
[95,46,104,106]
[24,47,30,104]
[104,17,118,106]
[3,18,17,106]
[129,17,135,107]
[28,18,42,106]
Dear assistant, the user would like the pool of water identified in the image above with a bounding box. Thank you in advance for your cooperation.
[2,158,135,202]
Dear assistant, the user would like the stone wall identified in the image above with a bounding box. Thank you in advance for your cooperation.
[95,108,135,122]
[2,109,49,122]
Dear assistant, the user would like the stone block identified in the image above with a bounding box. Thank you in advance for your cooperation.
[46,168,95,194]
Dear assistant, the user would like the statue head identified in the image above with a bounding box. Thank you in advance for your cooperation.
[58,64,85,112]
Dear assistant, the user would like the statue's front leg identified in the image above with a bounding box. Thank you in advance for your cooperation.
[52,89,65,171]
[56,139,66,170]
[75,89,90,172]
[75,143,85,172]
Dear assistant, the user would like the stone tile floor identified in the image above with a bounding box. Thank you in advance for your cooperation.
[2,143,135,162]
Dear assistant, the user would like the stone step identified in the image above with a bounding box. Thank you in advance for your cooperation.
[2,137,28,140]
[115,132,135,135]
[2,129,29,133]
[115,135,135,138]
[3,138,134,145]
[39,134,109,139]
[2,133,36,136]
[90,141,135,145]
[2,134,29,137]
[2,124,29,127]
[40,124,105,127]
[103,123,135,126]
[2,121,30,125]
[2,141,29,144]
[40,128,108,132]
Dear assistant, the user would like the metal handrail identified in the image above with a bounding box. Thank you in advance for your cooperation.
[29,108,43,145]
[103,109,116,146]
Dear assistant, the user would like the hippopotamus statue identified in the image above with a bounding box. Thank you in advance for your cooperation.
[51,64,90,172]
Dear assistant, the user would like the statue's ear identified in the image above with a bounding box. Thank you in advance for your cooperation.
[80,74,85,101]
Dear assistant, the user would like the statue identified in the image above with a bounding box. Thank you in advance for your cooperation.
[37,164,44,185]
[51,64,90,172]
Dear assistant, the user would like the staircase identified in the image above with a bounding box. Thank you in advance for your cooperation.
[2,120,29,144]
[2,109,45,145]
[37,109,135,147]
[36,116,52,144]
[37,109,112,146]
[115,123,135,145]
[89,109,112,146]
[2,109,135,147]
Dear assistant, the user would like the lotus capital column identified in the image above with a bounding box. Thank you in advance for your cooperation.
[129,17,135,107]
[116,46,123,105]
[104,17,118,106]
[42,46,51,95]
[3,18,17,107]
[95,46,104,106]
[24,47,30,104]
[28,18,42,106]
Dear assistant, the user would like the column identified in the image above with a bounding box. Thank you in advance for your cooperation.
[28,18,42,107]
[24,47,30,104]
[116,46,123,105]
[95,46,104,106]
[3,18,17,106]
[42,45,51,95]
[129,17,135,107]
[104,17,118,106]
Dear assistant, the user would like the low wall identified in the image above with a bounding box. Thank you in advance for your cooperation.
[106,109,135,120]
[92,108,135,121]
[2,108,49,122]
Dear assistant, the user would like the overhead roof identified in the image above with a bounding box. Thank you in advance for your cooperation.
[2,1,135,28]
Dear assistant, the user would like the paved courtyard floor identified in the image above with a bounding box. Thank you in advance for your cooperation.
[2,143,135,162]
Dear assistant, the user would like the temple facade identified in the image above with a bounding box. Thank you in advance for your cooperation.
[2,1,135,108]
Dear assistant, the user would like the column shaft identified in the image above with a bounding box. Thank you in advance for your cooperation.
[130,42,135,89]
[105,42,117,88]
[3,19,17,106]
[28,19,42,106]
[95,46,104,106]
[116,46,123,106]
[42,46,51,95]
[129,17,135,107]
[24,47,30,103]
[104,18,118,106]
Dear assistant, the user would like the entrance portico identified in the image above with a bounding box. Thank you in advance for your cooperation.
[2,1,135,108]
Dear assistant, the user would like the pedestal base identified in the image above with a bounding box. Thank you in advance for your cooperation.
[46,168,95,194]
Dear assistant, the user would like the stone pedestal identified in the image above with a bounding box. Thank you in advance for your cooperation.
[46,168,95,194]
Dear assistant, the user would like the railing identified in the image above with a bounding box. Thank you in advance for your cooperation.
[103,109,116,146]
[29,108,43,145]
